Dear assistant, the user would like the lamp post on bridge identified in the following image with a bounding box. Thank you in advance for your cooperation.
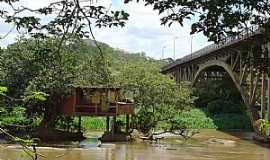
[173,36,179,60]
[191,35,193,54]
[162,46,166,60]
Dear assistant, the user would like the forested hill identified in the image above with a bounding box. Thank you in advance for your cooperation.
[0,38,174,94]
[81,39,172,72]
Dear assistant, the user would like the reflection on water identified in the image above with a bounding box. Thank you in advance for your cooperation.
[0,130,269,160]
[79,138,101,148]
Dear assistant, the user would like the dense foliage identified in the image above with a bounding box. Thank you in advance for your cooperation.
[192,80,251,130]
[0,37,196,136]
[193,80,245,113]
[0,37,110,129]
[115,62,195,133]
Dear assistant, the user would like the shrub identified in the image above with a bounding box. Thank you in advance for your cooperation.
[156,108,252,130]
[207,99,243,115]
[0,105,30,125]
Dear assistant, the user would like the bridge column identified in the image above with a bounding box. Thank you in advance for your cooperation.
[266,43,270,121]
[188,67,190,81]
[261,50,267,118]
[179,68,182,82]
[184,67,187,81]
[175,69,179,83]
[188,67,191,81]
[261,67,267,118]
[267,75,270,121]
[249,51,255,104]
[178,68,181,83]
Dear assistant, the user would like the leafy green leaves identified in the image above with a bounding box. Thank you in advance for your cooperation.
[0,86,8,96]
[0,105,29,125]
[116,61,196,133]
[1,0,129,41]
[24,92,49,103]
[257,119,270,136]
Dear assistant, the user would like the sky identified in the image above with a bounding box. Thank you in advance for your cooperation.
[0,0,212,60]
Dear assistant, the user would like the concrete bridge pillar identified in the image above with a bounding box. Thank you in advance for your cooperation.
[267,76,270,121]
[179,69,181,82]
[261,71,266,118]
[266,43,270,121]
[261,46,267,118]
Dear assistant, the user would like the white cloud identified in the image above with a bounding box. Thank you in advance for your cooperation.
[0,0,211,59]
[93,1,211,59]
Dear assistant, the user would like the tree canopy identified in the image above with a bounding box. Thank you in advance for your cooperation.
[1,0,270,43]
[125,0,270,42]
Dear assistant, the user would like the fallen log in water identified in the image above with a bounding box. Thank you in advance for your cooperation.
[253,134,270,143]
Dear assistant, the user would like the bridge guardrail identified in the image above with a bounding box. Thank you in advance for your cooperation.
[163,22,265,72]
[182,25,261,62]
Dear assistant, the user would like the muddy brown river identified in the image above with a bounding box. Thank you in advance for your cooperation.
[0,130,269,160]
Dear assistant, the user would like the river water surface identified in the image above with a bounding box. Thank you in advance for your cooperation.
[0,130,269,160]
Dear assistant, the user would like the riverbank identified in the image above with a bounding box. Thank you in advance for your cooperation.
[79,108,252,131]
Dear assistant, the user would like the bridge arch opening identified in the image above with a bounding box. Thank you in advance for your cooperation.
[191,60,259,126]
[192,61,248,107]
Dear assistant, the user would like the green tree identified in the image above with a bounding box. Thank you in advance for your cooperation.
[0,37,105,130]
[115,62,196,134]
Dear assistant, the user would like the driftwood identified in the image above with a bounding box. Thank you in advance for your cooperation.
[140,129,199,141]
[140,136,164,141]
[253,133,270,143]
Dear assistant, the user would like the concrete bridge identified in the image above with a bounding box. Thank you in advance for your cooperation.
[161,25,270,127]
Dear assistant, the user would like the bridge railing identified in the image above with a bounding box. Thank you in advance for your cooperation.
[173,23,263,65]
[161,20,268,72]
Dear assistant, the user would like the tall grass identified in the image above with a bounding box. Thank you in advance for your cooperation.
[80,116,126,131]
[80,117,106,130]
[78,109,252,131]
[170,108,252,130]
[177,109,217,129]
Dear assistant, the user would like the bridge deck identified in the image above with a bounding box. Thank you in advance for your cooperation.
[161,25,264,73]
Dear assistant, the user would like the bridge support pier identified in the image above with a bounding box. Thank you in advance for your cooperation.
[261,68,266,118]
[267,77,270,121]
[266,43,270,121]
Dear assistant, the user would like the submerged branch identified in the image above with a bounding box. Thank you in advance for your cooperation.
[151,129,200,140]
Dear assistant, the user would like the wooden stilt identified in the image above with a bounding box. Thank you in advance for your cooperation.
[106,116,110,133]
[126,114,130,134]
[67,117,70,132]
[78,116,82,133]
[112,116,116,135]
